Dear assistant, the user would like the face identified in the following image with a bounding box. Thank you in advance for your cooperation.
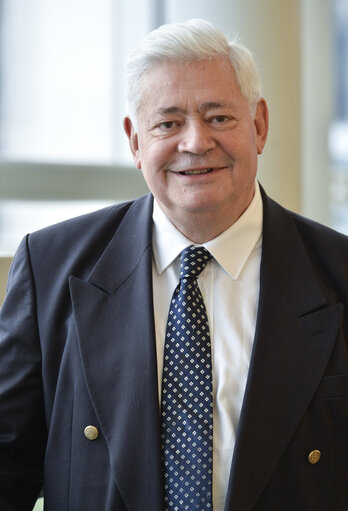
[124,56,268,238]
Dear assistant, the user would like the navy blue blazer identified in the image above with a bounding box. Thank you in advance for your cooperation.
[1,189,348,510]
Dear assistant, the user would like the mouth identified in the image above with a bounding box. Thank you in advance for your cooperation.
[179,168,214,176]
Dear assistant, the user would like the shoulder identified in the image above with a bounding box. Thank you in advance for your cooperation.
[262,187,348,248]
[25,193,153,278]
[291,209,348,246]
[29,194,152,245]
[275,197,348,254]
[262,189,348,280]
[290,209,348,275]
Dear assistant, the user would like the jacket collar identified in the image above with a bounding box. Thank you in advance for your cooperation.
[88,193,153,294]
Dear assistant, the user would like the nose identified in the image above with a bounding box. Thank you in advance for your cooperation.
[177,120,216,155]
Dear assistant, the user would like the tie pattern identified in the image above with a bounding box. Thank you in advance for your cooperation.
[161,246,213,510]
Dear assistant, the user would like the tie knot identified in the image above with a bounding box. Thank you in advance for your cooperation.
[179,246,212,280]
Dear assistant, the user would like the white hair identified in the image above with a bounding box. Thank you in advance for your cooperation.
[125,18,262,124]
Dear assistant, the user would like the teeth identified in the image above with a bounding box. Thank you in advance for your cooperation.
[183,168,213,175]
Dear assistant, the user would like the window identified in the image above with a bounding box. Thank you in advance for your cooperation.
[1,0,121,163]
[329,0,348,232]
[0,0,156,254]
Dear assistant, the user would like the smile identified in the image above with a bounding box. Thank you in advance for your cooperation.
[180,168,214,175]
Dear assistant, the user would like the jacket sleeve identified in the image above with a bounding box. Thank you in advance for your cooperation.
[0,236,46,510]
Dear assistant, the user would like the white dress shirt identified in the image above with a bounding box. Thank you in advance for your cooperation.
[152,182,263,511]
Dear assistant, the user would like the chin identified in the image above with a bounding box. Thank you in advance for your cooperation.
[186,190,231,209]
[178,198,225,216]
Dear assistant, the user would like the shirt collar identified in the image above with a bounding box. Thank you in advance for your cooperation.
[152,181,263,280]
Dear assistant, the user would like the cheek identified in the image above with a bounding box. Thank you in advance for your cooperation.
[140,140,174,171]
[224,132,257,163]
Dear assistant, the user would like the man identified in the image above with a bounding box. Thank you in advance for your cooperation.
[1,18,348,511]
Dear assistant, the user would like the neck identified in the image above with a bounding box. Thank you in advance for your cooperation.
[156,186,256,243]
[166,209,240,244]
[155,186,256,243]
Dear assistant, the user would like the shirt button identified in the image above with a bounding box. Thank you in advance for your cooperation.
[308,450,321,464]
[84,425,99,440]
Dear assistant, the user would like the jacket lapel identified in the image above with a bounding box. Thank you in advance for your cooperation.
[69,194,164,511]
[225,192,343,511]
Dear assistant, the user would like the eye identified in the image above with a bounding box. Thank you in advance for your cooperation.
[211,115,230,123]
[207,114,237,130]
[152,119,181,135]
[158,121,176,129]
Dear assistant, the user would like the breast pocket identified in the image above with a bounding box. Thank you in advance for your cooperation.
[314,373,348,399]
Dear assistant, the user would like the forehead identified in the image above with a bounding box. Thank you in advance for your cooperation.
[138,56,245,116]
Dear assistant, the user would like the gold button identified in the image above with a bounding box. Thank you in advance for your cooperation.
[84,425,99,441]
[308,450,321,464]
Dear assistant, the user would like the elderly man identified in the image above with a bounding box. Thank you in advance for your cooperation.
[1,18,348,511]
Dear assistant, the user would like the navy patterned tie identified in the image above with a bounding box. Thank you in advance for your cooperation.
[161,246,213,510]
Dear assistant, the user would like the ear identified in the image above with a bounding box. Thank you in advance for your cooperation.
[254,98,269,155]
[123,116,141,169]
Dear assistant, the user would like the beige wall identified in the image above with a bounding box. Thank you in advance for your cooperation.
[165,0,302,213]
[165,0,332,224]
[0,258,12,305]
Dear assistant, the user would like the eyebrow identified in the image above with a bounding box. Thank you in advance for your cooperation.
[199,102,235,112]
[155,101,236,116]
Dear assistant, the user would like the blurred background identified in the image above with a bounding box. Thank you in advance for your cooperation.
[0,1,347,508]
[0,0,347,279]
[0,0,347,252]
[0,0,347,258]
